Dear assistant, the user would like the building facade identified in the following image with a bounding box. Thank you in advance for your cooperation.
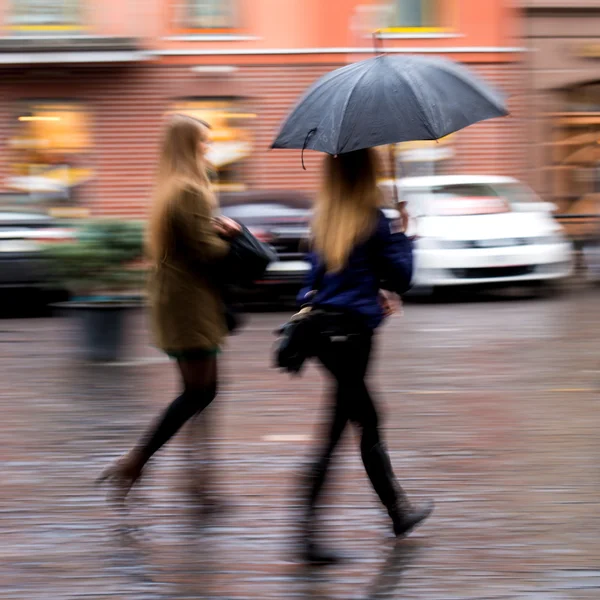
[523,0,600,237]
[0,0,526,217]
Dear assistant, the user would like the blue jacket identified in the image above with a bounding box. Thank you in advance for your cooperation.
[297,210,413,331]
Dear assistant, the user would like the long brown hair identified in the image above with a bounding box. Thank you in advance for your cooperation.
[312,148,382,272]
[146,114,214,263]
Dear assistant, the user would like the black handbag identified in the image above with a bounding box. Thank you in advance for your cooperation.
[273,238,379,373]
[273,267,326,374]
[222,225,278,287]
[218,225,277,334]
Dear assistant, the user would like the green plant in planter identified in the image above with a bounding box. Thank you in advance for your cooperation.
[43,219,147,300]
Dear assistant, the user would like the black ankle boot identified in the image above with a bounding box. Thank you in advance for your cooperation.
[389,495,435,537]
[303,541,340,566]
[299,508,341,567]
[363,442,434,537]
[299,496,341,566]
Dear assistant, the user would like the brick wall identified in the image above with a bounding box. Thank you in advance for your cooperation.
[0,60,527,218]
[442,63,529,180]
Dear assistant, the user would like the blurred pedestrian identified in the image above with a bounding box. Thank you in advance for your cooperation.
[297,149,433,564]
[98,114,240,509]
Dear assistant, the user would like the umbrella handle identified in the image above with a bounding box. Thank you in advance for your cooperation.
[301,128,317,171]
[388,144,400,205]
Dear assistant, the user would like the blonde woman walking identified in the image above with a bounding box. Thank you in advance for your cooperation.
[297,149,433,564]
[98,115,239,506]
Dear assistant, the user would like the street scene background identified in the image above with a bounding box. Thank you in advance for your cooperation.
[2,1,600,599]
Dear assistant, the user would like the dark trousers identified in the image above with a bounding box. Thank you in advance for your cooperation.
[306,322,399,521]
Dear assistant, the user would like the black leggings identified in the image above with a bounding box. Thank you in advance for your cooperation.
[306,324,387,509]
[138,356,218,464]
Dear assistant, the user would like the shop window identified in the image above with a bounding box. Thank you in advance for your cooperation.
[171,99,254,191]
[387,0,446,30]
[541,83,600,240]
[8,0,80,30]
[6,102,93,205]
[174,0,237,30]
[565,83,600,113]
[381,0,457,33]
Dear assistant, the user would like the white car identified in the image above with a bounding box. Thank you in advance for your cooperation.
[382,175,574,291]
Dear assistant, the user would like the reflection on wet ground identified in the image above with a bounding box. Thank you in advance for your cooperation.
[1,288,600,598]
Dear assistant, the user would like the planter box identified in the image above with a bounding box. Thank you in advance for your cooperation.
[53,300,142,362]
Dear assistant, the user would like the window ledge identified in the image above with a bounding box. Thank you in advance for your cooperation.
[162,34,260,42]
[376,32,463,40]
[0,36,142,53]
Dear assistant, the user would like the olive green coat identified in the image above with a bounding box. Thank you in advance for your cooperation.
[148,186,230,353]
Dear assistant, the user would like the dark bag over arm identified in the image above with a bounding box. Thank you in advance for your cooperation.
[273,265,325,374]
[217,225,277,333]
[222,225,278,287]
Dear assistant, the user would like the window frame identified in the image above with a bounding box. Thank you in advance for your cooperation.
[169,0,239,35]
[170,97,253,192]
[381,0,457,35]
[7,0,82,33]
[7,99,94,207]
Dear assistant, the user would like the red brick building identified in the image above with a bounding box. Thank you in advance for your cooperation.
[522,0,600,238]
[0,0,526,217]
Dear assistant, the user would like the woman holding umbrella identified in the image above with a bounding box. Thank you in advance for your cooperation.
[272,53,508,563]
[294,148,433,564]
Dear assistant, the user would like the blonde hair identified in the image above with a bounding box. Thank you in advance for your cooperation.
[146,114,215,263]
[312,148,382,272]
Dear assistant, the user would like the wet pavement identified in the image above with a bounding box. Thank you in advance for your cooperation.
[1,288,600,599]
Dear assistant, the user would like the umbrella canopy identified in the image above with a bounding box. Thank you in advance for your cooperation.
[272,54,507,155]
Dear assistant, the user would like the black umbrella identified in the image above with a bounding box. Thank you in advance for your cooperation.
[272,54,508,159]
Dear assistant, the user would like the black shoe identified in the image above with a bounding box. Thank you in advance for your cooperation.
[391,499,434,537]
[303,542,340,566]
[362,443,434,538]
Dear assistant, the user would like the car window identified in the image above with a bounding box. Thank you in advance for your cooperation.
[0,212,52,221]
[491,183,538,205]
[0,212,54,229]
[431,184,499,198]
[431,183,537,203]
[425,184,511,216]
[221,203,310,221]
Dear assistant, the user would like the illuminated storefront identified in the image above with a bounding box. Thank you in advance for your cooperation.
[6,102,93,207]
[545,84,600,205]
[170,99,254,192]
[525,4,600,239]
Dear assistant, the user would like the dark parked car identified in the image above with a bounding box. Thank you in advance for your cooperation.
[219,191,312,296]
[0,209,73,293]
